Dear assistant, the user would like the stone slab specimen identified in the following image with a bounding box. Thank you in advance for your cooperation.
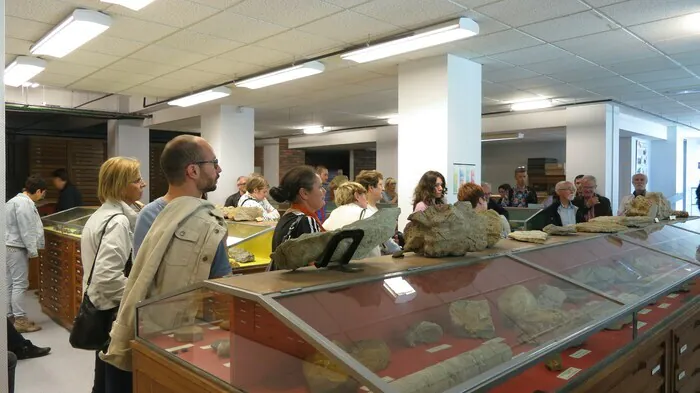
[211,339,230,358]
[479,209,504,247]
[449,300,496,339]
[543,224,577,236]
[625,193,672,220]
[173,325,204,343]
[497,285,538,320]
[591,216,655,228]
[508,230,548,244]
[228,247,255,263]
[303,342,357,393]
[271,208,400,270]
[537,284,568,309]
[403,202,489,257]
[389,341,512,393]
[575,221,628,233]
[405,321,444,347]
[545,353,563,371]
[347,339,391,372]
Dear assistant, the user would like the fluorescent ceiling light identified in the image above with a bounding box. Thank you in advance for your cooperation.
[511,100,553,111]
[341,18,479,63]
[236,61,325,89]
[5,57,47,88]
[482,132,524,142]
[303,125,326,135]
[31,9,112,58]
[168,87,231,107]
[21,82,41,88]
[101,0,157,11]
[683,13,700,32]
[386,116,399,125]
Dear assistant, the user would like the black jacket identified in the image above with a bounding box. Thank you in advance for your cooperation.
[541,199,582,227]
[507,187,538,207]
[224,192,243,207]
[573,194,613,221]
[56,183,82,212]
[487,199,509,219]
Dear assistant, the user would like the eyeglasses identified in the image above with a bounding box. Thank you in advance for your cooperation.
[237,182,247,187]
[193,158,219,167]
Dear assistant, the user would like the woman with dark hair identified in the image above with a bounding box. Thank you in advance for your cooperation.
[412,170,446,212]
[269,166,326,270]
[52,168,83,212]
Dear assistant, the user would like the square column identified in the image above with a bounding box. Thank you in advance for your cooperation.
[397,54,482,228]
[650,126,682,208]
[201,105,254,205]
[376,125,398,180]
[107,119,150,203]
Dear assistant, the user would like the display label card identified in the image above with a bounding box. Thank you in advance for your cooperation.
[426,344,452,353]
[636,321,648,329]
[360,387,370,392]
[557,367,582,380]
[167,334,175,338]
[667,294,680,298]
[654,218,660,223]
[681,344,688,354]
[679,371,686,380]
[658,303,671,309]
[223,362,230,368]
[200,345,212,350]
[569,349,591,359]
[485,337,505,345]
[166,344,194,353]
[670,216,677,221]
[652,365,661,375]
[208,326,221,331]
[638,308,652,315]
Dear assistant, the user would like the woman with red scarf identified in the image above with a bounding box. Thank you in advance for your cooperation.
[269,166,326,270]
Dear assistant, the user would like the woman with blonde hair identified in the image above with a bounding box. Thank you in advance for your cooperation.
[80,157,146,393]
[324,182,383,258]
[237,175,280,221]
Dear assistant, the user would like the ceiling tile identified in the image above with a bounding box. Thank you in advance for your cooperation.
[586,0,627,5]
[121,85,186,98]
[323,0,372,7]
[527,84,594,99]
[297,10,403,43]
[629,15,700,43]
[106,16,178,43]
[189,57,263,76]
[88,68,154,85]
[130,45,209,67]
[572,76,636,89]
[673,51,700,66]
[490,44,572,66]
[502,75,561,89]
[6,16,52,41]
[654,35,700,55]
[7,0,75,24]
[58,0,111,9]
[61,50,121,67]
[6,38,33,56]
[522,57,595,74]
[186,0,245,10]
[190,10,288,42]
[219,45,294,66]
[230,0,343,28]
[108,58,179,77]
[79,35,147,57]
[107,0,220,28]
[455,29,542,55]
[45,61,100,77]
[255,30,344,57]
[598,0,700,27]
[159,30,245,56]
[351,0,464,29]
[141,76,204,90]
[644,77,700,91]
[520,11,617,42]
[484,67,540,83]
[451,0,502,7]
[555,29,658,64]
[547,66,618,83]
[475,0,587,27]
[625,68,693,83]
[69,78,137,93]
[31,72,82,88]
[606,55,679,74]
[472,56,515,71]
[163,68,227,85]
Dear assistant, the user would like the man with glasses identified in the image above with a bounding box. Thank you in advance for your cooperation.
[573,175,612,221]
[225,176,248,207]
[481,182,509,219]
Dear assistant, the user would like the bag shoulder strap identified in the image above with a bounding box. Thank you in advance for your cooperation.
[86,214,124,288]
[359,208,367,220]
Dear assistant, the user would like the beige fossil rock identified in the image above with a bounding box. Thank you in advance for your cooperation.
[271,208,400,270]
[405,321,444,347]
[173,325,204,343]
[479,209,504,247]
[227,247,255,263]
[508,230,548,244]
[591,216,654,228]
[449,300,496,339]
[348,339,391,372]
[537,284,567,309]
[211,339,230,358]
[404,203,489,257]
[543,224,577,236]
[625,193,672,220]
[303,342,358,393]
[497,285,538,320]
[230,206,264,221]
[575,221,628,233]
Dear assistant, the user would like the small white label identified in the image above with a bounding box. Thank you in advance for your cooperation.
[636,321,648,329]
[570,349,591,359]
[655,218,660,223]
[652,365,661,375]
[426,344,452,353]
[166,344,194,353]
[639,308,652,315]
[668,294,680,298]
[223,362,231,368]
[167,334,175,338]
[200,345,212,350]
[681,344,688,354]
[208,326,221,331]
[658,303,671,309]
[484,337,506,345]
[679,371,686,380]
[557,367,582,380]
[670,216,677,221]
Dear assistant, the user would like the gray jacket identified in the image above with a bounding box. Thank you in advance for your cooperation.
[5,193,44,258]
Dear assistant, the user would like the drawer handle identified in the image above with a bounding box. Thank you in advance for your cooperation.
[679,370,686,380]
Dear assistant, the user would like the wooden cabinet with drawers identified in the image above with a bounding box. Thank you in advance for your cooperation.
[39,231,82,330]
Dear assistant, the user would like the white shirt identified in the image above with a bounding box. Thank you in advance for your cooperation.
[237,192,280,221]
[324,203,381,258]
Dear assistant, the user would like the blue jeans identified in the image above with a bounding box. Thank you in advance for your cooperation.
[6,248,28,318]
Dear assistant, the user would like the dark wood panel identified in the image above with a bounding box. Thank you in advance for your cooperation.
[150,143,167,202]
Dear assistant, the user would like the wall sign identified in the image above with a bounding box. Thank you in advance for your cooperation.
[634,138,648,175]
[453,163,476,194]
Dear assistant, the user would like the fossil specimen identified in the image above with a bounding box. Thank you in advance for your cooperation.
[403,203,489,257]
[405,321,444,347]
[211,339,230,358]
[219,320,230,331]
[625,193,672,220]
[575,221,628,233]
[545,353,563,371]
[543,224,577,236]
[173,325,204,343]
[449,300,496,339]
[671,210,689,218]
[348,340,391,372]
[479,209,504,247]
[497,285,538,320]
[591,216,654,228]
[227,247,255,263]
[508,230,548,244]
[537,285,567,309]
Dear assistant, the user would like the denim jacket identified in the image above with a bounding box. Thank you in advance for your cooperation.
[5,193,44,258]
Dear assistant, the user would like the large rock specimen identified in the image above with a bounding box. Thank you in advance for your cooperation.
[537,284,567,309]
[591,216,654,228]
[543,224,577,236]
[497,285,538,320]
[348,340,391,372]
[575,221,628,233]
[405,321,444,347]
[449,300,496,339]
[211,339,230,358]
[271,208,400,270]
[403,203,489,257]
[625,192,672,220]
[389,341,512,393]
[173,325,204,343]
[228,247,255,263]
[230,206,264,221]
[508,230,548,244]
[478,209,504,247]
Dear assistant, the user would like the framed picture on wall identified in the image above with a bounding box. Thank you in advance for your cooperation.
[634,138,648,175]
[452,163,477,194]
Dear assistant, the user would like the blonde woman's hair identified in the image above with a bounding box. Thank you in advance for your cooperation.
[98,157,141,203]
[329,175,349,190]
[334,182,367,206]
[246,176,268,193]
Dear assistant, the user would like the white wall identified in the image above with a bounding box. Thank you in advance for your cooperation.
[376,125,398,179]
[481,141,566,188]
[618,137,633,202]
[685,138,700,214]
[107,120,151,203]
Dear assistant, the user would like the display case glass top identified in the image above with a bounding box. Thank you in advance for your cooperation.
[618,224,700,265]
[672,219,700,235]
[517,236,700,302]
[42,206,98,237]
[225,221,275,269]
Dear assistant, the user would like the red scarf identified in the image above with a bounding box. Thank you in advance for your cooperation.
[291,203,326,232]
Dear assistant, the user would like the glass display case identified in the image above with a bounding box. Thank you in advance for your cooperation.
[42,206,98,237]
[504,207,547,231]
[225,221,275,271]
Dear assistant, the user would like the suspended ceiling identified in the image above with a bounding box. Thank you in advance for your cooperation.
[6,0,700,137]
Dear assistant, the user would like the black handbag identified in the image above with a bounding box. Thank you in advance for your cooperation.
[69,214,125,350]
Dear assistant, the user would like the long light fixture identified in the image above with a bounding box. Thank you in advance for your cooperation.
[235,61,325,89]
[31,9,112,58]
[101,0,157,11]
[683,13,700,32]
[303,125,326,135]
[386,116,399,125]
[341,18,479,63]
[482,132,524,142]
[5,57,47,87]
[168,87,231,107]
[510,99,553,111]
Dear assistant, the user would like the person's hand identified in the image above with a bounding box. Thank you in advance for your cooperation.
[586,196,600,207]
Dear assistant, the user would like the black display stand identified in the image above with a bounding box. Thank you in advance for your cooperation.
[315,229,365,272]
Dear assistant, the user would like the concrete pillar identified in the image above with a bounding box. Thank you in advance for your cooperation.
[618,136,633,206]
[566,103,620,212]
[650,126,682,208]
[107,119,150,203]
[397,54,482,228]
[200,105,254,205]
[376,125,398,180]
[0,0,8,385]
[258,139,280,187]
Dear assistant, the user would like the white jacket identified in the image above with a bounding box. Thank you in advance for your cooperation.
[238,192,280,221]
[81,200,138,310]
[5,193,44,257]
[324,203,381,258]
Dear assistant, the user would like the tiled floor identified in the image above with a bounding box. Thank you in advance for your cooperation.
[14,292,93,393]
